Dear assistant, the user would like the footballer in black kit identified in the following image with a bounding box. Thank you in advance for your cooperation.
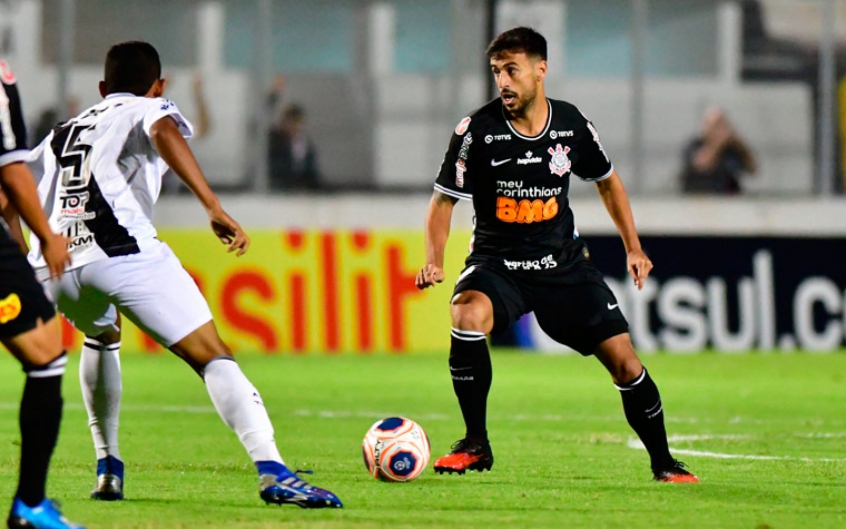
[0,60,83,528]
[416,27,698,483]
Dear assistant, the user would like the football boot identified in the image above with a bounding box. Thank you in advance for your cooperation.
[433,438,494,475]
[7,497,84,529]
[258,465,343,508]
[653,460,699,483]
[91,456,124,501]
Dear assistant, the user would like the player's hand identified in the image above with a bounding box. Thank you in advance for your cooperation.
[627,249,653,291]
[208,206,250,256]
[416,264,445,290]
[40,233,72,280]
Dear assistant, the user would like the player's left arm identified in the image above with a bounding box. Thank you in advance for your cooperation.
[149,115,250,256]
[595,171,652,290]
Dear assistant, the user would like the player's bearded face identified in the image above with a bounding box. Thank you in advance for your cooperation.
[491,53,544,117]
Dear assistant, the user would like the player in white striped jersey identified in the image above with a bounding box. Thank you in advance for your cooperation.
[27,41,342,508]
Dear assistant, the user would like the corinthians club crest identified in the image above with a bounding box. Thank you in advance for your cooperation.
[548,144,572,177]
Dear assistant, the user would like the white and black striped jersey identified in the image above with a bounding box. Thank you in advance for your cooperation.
[434,98,613,262]
[0,60,30,257]
[27,93,193,271]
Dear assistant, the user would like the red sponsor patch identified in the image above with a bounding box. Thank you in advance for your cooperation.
[454,117,471,135]
[0,61,16,84]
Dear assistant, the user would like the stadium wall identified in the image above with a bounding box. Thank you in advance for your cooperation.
[56,196,846,354]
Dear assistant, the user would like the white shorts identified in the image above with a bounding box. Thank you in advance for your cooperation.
[42,240,213,347]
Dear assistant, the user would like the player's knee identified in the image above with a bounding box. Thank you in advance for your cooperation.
[11,318,64,367]
[24,351,68,377]
[611,358,643,384]
[89,329,121,345]
[450,302,492,333]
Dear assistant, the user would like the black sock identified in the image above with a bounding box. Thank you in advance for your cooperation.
[449,329,492,441]
[17,355,65,507]
[616,367,673,472]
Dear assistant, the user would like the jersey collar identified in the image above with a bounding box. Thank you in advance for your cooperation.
[104,92,139,100]
[504,98,552,141]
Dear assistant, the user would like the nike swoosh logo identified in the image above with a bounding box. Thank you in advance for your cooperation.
[607,303,619,310]
[491,158,512,167]
[450,366,472,372]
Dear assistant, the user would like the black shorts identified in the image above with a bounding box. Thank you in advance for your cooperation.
[0,250,56,338]
[453,247,628,356]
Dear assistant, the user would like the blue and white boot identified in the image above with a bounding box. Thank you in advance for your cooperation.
[91,456,123,501]
[7,497,84,529]
[256,462,343,508]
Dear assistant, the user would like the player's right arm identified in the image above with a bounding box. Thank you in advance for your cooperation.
[149,115,250,256]
[417,119,474,290]
[417,190,458,289]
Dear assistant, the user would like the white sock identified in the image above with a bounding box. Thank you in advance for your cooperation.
[203,358,284,465]
[80,339,123,461]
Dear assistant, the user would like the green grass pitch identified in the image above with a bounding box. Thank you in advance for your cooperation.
[1,351,845,528]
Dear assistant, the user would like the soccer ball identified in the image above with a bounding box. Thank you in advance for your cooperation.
[362,417,430,482]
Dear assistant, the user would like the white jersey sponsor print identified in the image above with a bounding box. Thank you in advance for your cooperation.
[27,93,193,271]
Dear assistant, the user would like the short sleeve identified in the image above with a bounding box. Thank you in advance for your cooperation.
[0,63,30,168]
[571,113,613,182]
[434,120,474,201]
[142,98,194,139]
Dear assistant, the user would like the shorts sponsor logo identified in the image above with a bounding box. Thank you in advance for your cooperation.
[549,130,573,140]
[548,144,572,176]
[0,293,21,324]
[517,150,542,165]
[503,254,558,271]
[454,117,471,135]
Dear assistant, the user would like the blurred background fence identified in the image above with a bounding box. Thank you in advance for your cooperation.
[1,0,841,196]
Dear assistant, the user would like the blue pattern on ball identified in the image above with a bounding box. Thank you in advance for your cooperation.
[376,417,406,432]
[387,451,418,477]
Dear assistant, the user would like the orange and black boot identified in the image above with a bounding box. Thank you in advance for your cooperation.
[653,460,699,483]
[433,438,494,475]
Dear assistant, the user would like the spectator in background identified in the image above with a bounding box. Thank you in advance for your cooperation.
[30,96,79,146]
[265,75,321,191]
[162,73,212,195]
[680,107,757,195]
[267,103,321,191]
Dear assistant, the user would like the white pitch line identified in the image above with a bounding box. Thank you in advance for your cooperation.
[628,435,846,462]
[0,402,698,423]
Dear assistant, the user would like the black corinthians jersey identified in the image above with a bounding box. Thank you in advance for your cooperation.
[434,98,613,263]
[0,60,29,257]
